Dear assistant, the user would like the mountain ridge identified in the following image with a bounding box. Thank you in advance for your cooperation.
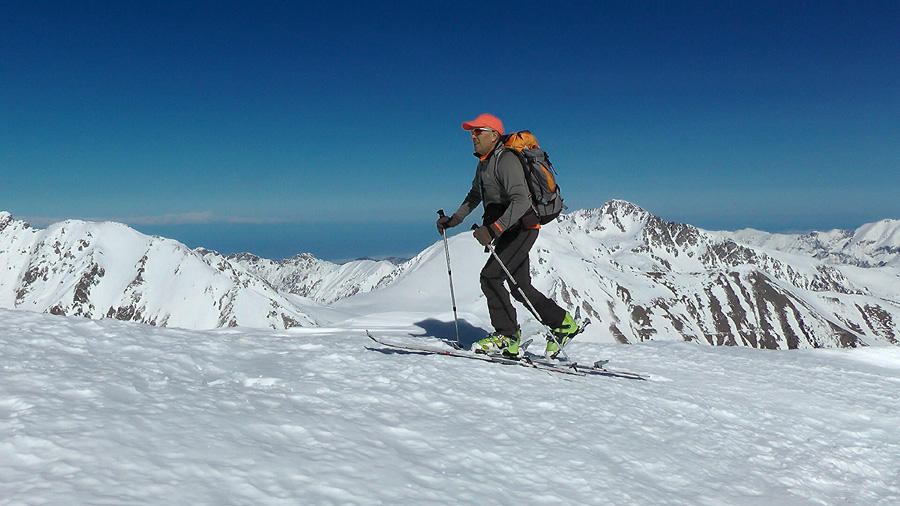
[1,203,898,348]
[0,214,319,329]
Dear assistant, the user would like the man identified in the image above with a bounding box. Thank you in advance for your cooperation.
[436,113,579,358]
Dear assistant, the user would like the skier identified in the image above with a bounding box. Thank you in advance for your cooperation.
[436,113,579,358]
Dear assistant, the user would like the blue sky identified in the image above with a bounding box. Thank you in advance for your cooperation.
[2,1,898,261]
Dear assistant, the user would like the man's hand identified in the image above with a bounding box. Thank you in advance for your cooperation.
[436,213,462,235]
[473,225,495,246]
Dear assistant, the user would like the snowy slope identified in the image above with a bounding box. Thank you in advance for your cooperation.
[2,307,899,505]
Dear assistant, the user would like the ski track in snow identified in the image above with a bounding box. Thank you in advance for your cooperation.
[1,308,899,505]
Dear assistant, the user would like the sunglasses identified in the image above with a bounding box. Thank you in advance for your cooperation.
[472,127,496,135]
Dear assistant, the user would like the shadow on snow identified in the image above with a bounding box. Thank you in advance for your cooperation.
[411,318,488,349]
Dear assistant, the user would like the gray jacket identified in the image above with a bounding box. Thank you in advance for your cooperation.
[453,142,536,236]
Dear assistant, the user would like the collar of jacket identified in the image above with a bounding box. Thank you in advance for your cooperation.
[473,140,505,162]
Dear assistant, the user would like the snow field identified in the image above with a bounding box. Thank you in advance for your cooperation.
[2,308,899,505]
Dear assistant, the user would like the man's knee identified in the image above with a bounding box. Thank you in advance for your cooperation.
[480,261,504,282]
[480,270,503,291]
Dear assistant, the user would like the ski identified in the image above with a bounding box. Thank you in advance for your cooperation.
[365,331,647,380]
[521,332,646,379]
[522,352,646,380]
[366,331,586,376]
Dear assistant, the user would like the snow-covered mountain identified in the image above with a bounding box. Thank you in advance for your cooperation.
[227,252,401,305]
[2,202,899,348]
[724,219,900,268]
[0,212,321,329]
[530,201,900,348]
[335,200,900,349]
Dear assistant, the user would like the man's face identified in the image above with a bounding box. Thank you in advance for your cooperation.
[471,127,499,156]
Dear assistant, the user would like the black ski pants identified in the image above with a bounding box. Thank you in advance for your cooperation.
[480,227,566,336]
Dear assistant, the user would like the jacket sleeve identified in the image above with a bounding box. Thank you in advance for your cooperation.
[490,150,532,235]
[453,176,481,220]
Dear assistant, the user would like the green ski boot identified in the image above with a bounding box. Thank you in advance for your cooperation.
[473,330,521,358]
[546,312,579,358]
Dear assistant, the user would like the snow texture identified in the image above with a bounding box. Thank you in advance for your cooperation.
[2,307,899,505]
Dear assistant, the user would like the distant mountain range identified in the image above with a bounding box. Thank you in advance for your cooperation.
[0,212,320,329]
[2,201,898,348]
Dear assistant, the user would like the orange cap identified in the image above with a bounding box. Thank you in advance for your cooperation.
[461,114,504,135]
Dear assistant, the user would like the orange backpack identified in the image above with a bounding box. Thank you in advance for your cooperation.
[502,130,565,224]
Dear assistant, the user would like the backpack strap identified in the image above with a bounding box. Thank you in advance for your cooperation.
[497,146,542,226]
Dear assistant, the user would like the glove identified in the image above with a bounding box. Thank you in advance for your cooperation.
[473,225,496,246]
[436,213,462,235]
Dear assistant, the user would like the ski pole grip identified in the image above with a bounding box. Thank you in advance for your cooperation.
[437,209,446,218]
[471,224,479,231]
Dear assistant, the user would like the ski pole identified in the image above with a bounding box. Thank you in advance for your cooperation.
[438,210,461,348]
[472,225,570,361]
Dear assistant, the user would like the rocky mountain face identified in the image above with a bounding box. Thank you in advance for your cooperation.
[529,201,900,348]
[2,203,899,348]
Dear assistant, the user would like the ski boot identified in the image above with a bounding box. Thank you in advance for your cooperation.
[546,312,579,358]
[472,330,521,359]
